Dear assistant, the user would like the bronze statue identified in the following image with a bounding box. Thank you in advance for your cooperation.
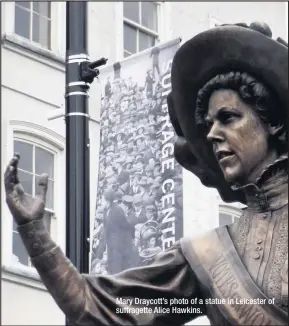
[4,22,288,325]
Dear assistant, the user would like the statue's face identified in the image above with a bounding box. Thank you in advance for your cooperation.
[206,89,276,185]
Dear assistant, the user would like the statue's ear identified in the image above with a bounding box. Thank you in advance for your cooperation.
[167,92,183,137]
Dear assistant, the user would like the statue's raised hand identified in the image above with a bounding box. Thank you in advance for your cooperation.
[4,154,48,225]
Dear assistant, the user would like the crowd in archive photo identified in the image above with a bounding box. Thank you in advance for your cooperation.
[91,47,182,275]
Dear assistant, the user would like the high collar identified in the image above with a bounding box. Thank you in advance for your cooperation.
[231,154,288,212]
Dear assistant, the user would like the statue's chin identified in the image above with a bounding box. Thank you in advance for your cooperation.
[219,161,246,185]
[224,174,249,189]
[222,170,245,187]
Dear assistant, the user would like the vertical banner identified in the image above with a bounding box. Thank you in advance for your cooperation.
[91,39,183,274]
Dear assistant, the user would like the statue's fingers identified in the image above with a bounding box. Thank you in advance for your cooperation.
[35,173,49,202]
[4,154,20,193]
[15,183,25,196]
[4,154,19,179]
[4,166,14,192]
[11,153,20,165]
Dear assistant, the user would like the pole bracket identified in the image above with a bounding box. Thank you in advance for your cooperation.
[80,57,108,84]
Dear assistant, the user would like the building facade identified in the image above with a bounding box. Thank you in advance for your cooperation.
[1,2,287,325]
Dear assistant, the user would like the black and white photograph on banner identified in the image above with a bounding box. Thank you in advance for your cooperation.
[91,39,183,275]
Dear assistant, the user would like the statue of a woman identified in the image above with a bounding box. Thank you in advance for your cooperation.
[4,22,288,325]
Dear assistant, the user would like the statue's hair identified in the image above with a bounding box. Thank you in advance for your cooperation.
[195,71,287,153]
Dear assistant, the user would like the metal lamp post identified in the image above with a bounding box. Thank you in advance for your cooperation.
[65,1,107,274]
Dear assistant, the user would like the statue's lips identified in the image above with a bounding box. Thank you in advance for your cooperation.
[216,151,235,164]
[219,154,236,165]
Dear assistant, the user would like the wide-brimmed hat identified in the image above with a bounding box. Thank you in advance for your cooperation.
[114,131,126,140]
[168,22,288,203]
[136,124,145,132]
[140,221,159,240]
[134,136,146,146]
[133,194,143,205]
[122,195,134,205]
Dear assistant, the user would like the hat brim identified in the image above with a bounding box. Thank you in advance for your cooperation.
[170,25,288,203]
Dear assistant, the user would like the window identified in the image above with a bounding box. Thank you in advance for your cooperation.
[123,2,159,57]
[219,206,242,227]
[14,1,51,49]
[12,139,55,267]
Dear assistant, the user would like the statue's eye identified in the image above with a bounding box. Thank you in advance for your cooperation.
[218,111,238,124]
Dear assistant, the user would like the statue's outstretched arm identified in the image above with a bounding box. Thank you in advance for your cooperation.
[5,155,205,325]
[19,221,205,325]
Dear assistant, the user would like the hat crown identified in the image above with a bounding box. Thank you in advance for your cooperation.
[249,22,272,38]
[220,21,287,47]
